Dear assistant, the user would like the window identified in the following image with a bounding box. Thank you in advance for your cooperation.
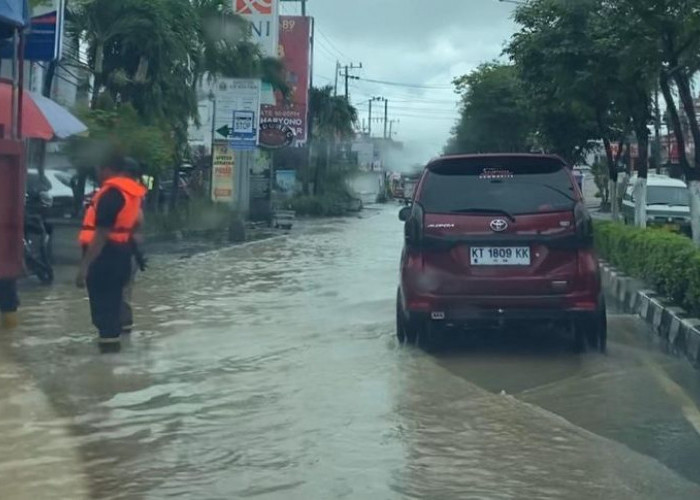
[647,186,688,206]
[420,157,575,215]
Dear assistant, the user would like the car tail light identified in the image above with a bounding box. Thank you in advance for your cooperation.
[576,249,600,292]
[572,300,597,311]
[408,299,431,311]
[574,202,593,247]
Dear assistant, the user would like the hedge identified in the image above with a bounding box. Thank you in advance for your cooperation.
[286,193,349,217]
[594,221,700,315]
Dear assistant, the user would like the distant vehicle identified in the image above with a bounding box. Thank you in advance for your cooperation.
[27,168,97,218]
[622,175,690,234]
[397,154,606,352]
[27,169,74,218]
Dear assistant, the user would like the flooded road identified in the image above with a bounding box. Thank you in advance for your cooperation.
[3,206,700,499]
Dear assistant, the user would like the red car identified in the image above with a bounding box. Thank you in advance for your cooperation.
[396,154,606,352]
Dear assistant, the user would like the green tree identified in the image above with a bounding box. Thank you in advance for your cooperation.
[445,63,532,155]
[308,85,358,195]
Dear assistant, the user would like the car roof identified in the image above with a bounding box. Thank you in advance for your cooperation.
[426,153,568,170]
[630,174,687,188]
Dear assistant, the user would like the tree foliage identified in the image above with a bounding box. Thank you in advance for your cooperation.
[445,63,532,155]
[66,0,287,170]
[309,86,358,140]
[66,104,174,177]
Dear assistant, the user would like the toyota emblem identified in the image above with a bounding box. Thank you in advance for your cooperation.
[490,219,508,232]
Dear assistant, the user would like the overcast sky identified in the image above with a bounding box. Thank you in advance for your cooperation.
[281,0,519,164]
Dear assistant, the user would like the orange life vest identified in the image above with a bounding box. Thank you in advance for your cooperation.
[79,177,147,246]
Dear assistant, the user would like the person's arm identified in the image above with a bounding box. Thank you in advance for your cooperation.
[76,228,108,287]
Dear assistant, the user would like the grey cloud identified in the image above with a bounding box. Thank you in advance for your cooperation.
[303,0,518,162]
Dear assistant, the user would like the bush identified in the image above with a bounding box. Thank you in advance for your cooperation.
[594,221,700,314]
[286,193,350,217]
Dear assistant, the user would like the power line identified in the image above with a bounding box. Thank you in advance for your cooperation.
[356,77,453,90]
[315,27,351,61]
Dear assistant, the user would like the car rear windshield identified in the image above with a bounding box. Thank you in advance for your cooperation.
[419,157,576,215]
[647,186,688,206]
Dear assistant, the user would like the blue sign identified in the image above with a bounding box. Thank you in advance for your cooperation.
[229,110,257,151]
[0,3,64,61]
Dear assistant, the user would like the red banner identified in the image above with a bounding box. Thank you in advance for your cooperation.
[260,16,310,148]
[235,0,274,15]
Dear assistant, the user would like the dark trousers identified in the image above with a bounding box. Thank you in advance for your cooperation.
[86,246,131,339]
[0,279,18,312]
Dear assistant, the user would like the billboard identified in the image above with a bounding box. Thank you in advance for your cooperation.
[234,0,279,58]
[260,16,310,149]
[212,78,261,151]
[211,141,235,203]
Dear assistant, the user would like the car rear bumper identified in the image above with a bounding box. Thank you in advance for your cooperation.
[401,291,600,322]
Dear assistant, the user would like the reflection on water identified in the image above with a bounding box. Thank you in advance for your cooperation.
[2,209,700,499]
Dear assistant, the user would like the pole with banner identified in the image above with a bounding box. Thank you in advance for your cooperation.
[211,141,235,203]
[210,78,262,213]
[259,15,311,149]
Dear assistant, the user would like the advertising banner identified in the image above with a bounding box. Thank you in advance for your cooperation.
[211,141,235,203]
[234,0,279,58]
[212,78,261,151]
[275,169,296,198]
[260,16,310,149]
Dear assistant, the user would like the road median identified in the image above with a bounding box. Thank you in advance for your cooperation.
[601,261,700,367]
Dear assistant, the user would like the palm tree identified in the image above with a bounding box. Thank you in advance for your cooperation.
[309,85,358,194]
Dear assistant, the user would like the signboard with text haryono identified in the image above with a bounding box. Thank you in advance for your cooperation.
[211,141,235,203]
[260,16,311,149]
[234,0,280,58]
[213,78,262,151]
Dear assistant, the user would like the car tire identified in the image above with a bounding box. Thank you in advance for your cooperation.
[396,295,406,344]
[416,320,443,352]
[574,298,607,354]
[396,291,418,345]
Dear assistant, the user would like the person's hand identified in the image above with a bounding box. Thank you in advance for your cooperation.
[75,268,87,288]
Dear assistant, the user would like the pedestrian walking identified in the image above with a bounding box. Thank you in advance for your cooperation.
[120,158,147,335]
[76,155,147,352]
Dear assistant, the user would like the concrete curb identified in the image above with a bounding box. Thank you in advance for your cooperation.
[600,262,700,367]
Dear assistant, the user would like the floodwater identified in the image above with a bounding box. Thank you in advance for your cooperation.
[2,206,700,499]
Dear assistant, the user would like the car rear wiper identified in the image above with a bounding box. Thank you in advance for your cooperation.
[515,182,576,202]
[450,208,516,221]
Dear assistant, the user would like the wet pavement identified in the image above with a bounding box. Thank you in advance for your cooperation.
[3,205,700,499]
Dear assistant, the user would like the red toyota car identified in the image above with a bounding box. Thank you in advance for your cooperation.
[396,154,606,352]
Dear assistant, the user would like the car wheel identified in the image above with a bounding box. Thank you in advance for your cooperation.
[416,320,443,352]
[574,298,607,354]
[396,294,406,344]
[396,291,418,345]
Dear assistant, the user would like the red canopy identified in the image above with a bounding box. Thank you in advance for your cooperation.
[0,80,53,140]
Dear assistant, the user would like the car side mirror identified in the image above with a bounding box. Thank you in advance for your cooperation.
[399,206,411,222]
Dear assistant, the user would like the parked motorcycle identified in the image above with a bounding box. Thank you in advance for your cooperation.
[24,189,54,285]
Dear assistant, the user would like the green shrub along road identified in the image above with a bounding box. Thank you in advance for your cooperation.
[594,221,700,316]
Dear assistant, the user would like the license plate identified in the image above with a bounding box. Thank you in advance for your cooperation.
[470,247,531,266]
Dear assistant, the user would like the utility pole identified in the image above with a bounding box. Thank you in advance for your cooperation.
[654,83,662,173]
[383,98,389,139]
[368,96,379,137]
[369,96,389,139]
[333,60,340,96]
[388,119,399,139]
[340,62,362,100]
[301,0,306,16]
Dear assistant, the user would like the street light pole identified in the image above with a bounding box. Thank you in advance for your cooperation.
[209,91,216,200]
